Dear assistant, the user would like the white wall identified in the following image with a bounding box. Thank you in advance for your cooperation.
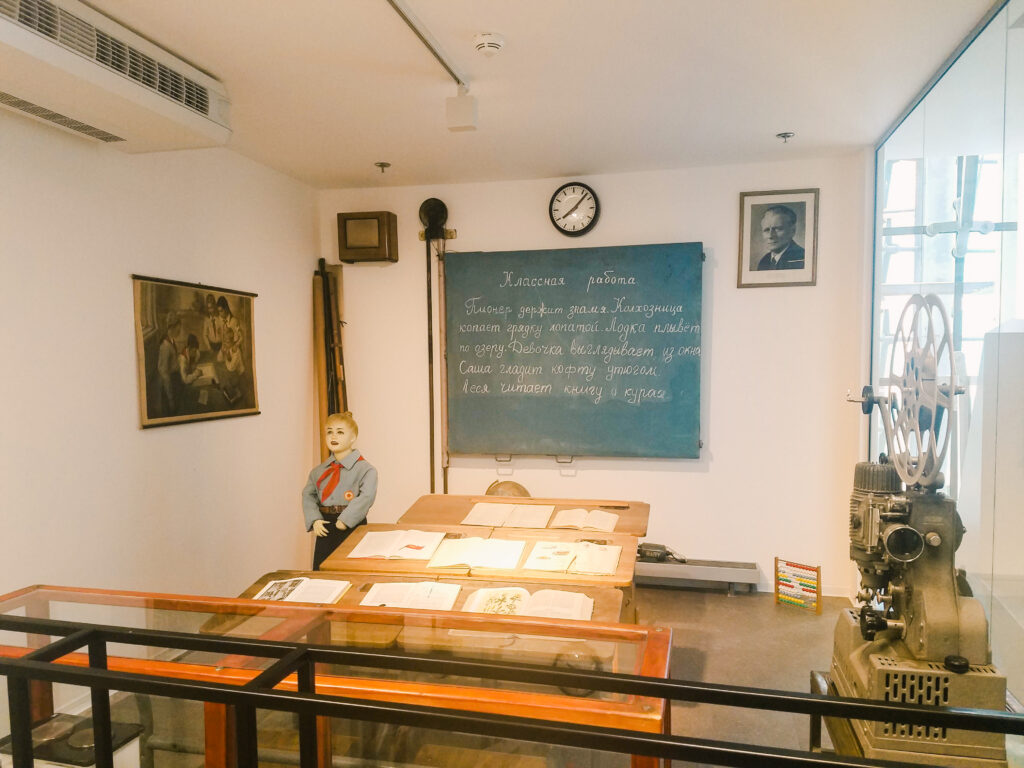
[318,153,873,595]
[0,111,320,599]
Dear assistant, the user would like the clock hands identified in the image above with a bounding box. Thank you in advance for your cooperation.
[549,182,598,236]
[559,192,591,220]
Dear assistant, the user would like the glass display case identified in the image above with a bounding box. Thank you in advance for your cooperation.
[0,584,671,768]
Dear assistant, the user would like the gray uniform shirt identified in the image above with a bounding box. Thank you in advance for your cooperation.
[301,449,378,531]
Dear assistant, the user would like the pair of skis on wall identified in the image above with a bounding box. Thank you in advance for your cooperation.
[313,258,347,459]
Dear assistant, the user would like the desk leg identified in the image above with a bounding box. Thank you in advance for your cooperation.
[316,715,332,768]
[631,755,660,768]
[26,597,54,724]
[204,702,236,768]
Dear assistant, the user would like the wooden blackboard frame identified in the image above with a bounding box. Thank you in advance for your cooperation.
[440,243,703,460]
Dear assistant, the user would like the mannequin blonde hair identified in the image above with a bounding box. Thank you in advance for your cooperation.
[325,411,358,435]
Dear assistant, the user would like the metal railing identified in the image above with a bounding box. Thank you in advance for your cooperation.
[1,613,1021,768]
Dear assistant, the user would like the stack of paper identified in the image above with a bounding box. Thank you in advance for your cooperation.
[347,530,445,560]
[461,502,555,528]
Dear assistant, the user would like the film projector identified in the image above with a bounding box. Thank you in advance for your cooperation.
[830,294,1007,766]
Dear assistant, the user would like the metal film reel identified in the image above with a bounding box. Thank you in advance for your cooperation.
[881,294,957,487]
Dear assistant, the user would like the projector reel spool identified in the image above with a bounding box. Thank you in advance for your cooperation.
[880,294,957,488]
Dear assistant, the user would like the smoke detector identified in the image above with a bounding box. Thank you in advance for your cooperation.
[473,32,505,57]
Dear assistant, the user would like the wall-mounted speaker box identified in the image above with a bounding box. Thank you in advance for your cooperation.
[337,211,398,263]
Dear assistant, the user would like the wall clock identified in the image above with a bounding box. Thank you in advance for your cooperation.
[549,181,600,237]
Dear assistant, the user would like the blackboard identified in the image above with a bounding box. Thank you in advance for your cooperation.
[443,243,702,458]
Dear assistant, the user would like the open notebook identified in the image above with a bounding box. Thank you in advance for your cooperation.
[462,587,594,621]
[358,581,461,611]
[427,537,525,569]
[347,530,445,560]
[549,507,619,532]
[522,541,621,575]
[253,578,350,604]
[460,502,554,528]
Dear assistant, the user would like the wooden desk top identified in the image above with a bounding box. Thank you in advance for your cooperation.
[399,494,650,536]
[320,524,637,588]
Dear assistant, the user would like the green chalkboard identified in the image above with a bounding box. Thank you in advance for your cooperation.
[444,243,702,458]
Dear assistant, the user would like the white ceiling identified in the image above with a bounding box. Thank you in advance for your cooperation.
[85,0,994,189]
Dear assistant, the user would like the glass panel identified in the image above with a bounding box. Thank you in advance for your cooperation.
[872,0,1024,707]
[989,0,1024,708]
[0,688,201,768]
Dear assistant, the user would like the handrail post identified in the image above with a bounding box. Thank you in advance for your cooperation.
[235,703,258,767]
[88,636,115,768]
[296,655,319,768]
[7,673,33,768]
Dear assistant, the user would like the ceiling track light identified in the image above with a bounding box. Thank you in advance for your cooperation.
[385,0,468,89]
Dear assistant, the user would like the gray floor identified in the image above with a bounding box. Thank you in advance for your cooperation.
[635,584,846,756]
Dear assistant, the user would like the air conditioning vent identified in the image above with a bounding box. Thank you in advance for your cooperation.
[0,88,123,140]
[5,0,211,116]
[0,0,229,151]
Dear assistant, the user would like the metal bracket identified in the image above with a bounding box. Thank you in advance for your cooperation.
[418,228,457,241]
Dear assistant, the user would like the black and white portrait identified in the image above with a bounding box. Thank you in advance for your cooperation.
[738,189,819,288]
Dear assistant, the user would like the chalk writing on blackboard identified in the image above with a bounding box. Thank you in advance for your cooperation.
[444,243,703,458]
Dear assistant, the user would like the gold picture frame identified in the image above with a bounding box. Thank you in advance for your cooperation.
[133,275,260,427]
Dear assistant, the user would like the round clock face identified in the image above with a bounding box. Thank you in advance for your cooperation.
[549,182,600,236]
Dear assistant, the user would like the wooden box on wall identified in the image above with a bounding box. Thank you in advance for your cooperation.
[337,211,398,263]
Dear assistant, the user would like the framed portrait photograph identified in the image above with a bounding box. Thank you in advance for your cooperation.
[132,275,260,428]
[737,188,819,288]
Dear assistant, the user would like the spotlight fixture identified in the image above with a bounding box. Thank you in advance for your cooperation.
[446,85,478,132]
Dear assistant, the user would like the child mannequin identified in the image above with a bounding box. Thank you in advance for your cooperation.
[301,412,378,570]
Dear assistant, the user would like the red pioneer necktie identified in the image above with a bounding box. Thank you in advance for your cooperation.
[316,462,342,500]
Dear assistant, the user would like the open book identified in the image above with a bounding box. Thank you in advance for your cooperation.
[253,577,350,604]
[462,587,594,621]
[427,537,525,569]
[359,581,461,611]
[523,541,621,576]
[549,507,619,532]
[347,530,445,560]
[192,362,218,387]
[460,502,554,528]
